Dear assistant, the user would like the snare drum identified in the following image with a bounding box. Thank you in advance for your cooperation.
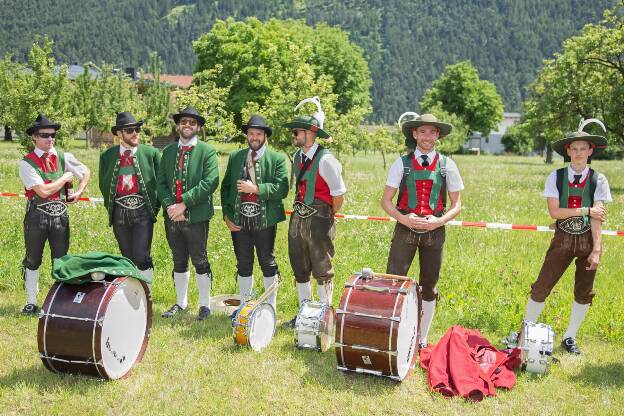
[295,301,335,352]
[518,320,554,374]
[233,301,276,351]
[37,276,152,380]
[335,272,421,381]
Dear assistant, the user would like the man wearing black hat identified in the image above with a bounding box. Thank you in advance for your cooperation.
[282,97,346,325]
[522,119,611,355]
[98,112,161,283]
[380,113,464,348]
[18,113,90,314]
[221,115,289,311]
[157,106,219,320]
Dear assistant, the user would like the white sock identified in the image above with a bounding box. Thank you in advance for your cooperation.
[25,268,39,305]
[196,273,212,308]
[419,300,436,345]
[296,281,312,306]
[263,275,278,310]
[524,298,545,323]
[140,268,153,289]
[173,271,190,309]
[563,301,590,340]
[317,281,333,306]
[238,275,254,303]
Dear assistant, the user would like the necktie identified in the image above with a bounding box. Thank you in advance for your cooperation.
[573,174,582,185]
[421,155,430,167]
[122,150,133,191]
[124,149,132,159]
[41,152,54,172]
[251,150,258,161]
[302,154,309,164]
[178,145,193,171]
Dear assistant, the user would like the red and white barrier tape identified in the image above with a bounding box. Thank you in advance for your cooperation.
[2,192,623,236]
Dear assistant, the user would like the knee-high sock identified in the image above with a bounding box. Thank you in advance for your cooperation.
[140,268,153,289]
[196,273,212,308]
[263,275,277,310]
[173,271,190,309]
[563,301,590,340]
[25,268,39,305]
[419,300,436,345]
[317,281,333,306]
[238,275,254,303]
[296,281,312,307]
[524,298,545,323]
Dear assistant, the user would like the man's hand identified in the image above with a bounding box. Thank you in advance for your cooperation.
[224,216,241,232]
[66,189,83,203]
[589,206,606,223]
[167,202,187,222]
[237,180,258,194]
[586,249,601,271]
[410,215,443,231]
[61,172,74,183]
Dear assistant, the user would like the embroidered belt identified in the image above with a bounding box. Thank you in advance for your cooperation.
[557,217,590,235]
[293,201,318,219]
[115,194,146,210]
[34,201,68,217]
[239,202,261,218]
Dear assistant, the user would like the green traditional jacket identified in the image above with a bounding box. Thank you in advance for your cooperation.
[98,144,161,225]
[220,147,289,228]
[157,139,219,224]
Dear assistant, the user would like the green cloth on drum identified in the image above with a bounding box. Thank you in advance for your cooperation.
[52,252,149,284]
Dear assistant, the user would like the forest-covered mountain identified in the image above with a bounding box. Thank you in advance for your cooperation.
[0,0,615,121]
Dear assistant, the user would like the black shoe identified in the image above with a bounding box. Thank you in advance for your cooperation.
[197,306,211,321]
[283,315,298,328]
[22,303,38,316]
[162,304,185,318]
[561,337,581,355]
[418,342,428,350]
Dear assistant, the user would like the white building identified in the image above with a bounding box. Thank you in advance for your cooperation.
[463,112,521,154]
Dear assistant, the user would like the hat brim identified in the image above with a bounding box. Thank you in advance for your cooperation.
[401,120,452,142]
[552,135,608,158]
[242,124,272,137]
[26,123,61,136]
[282,121,330,139]
[173,113,206,127]
[111,120,144,135]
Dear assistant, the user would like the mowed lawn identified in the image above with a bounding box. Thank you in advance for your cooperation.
[0,140,622,415]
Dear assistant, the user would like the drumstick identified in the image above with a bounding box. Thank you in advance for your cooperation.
[371,272,413,282]
[246,279,281,312]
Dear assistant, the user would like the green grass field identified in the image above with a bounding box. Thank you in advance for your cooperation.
[0,140,623,415]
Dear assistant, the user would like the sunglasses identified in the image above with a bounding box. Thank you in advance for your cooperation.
[37,132,56,139]
[179,118,198,126]
[122,126,141,134]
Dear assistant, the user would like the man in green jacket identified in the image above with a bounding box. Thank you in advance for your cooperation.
[98,112,160,283]
[221,115,289,311]
[157,106,219,321]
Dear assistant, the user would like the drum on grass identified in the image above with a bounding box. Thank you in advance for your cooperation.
[295,300,334,352]
[335,270,421,381]
[37,276,152,380]
[518,320,554,374]
[233,301,276,352]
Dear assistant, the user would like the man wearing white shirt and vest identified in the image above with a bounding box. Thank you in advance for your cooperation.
[380,113,463,348]
[19,114,90,315]
[157,106,219,321]
[98,112,160,283]
[283,106,346,326]
[522,120,611,355]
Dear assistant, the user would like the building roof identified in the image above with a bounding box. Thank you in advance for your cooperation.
[142,73,193,88]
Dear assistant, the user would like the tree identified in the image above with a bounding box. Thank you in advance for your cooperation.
[420,60,504,137]
[501,123,534,155]
[520,2,624,160]
[140,52,174,138]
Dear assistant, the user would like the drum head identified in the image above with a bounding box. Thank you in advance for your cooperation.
[248,303,276,352]
[319,308,335,352]
[395,285,418,380]
[99,278,149,379]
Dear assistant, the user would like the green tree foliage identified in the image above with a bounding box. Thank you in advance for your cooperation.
[1,1,612,121]
[519,1,624,158]
[421,61,504,136]
[140,53,174,138]
[501,123,534,155]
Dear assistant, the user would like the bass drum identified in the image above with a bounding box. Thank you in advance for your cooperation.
[37,276,152,380]
[335,271,421,381]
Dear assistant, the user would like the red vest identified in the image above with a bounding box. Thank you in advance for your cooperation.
[566,176,588,208]
[24,152,61,200]
[297,159,333,206]
[397,154,444,215]
[116,152,139,196]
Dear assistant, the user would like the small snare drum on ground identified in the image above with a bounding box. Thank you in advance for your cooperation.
[518,320,554,374]
[37,276,152,380]
[295,300,335,352]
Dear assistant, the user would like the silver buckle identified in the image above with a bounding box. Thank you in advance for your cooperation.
[239,202,260,218]
[293,201,318,219]
[115,194,145,210]
[557,217,590,235]
[35,201,67,217]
